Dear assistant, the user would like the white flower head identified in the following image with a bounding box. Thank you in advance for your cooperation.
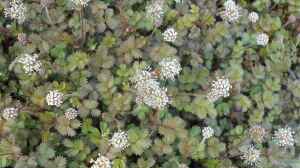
[46,90,64,107]
[202,126,214,140]
[64,108,79,120]
[220,0,241,23]
[4,0,26,24]
[273,127,295,147]
[131,68,154,85]
[17,53,42,74]
[90,154,111,168]
[249,125,266,143]
[256,33,269,46]
[132,68,170,109]
[2,107,18,120]
[158,58,182,80]
[241,145,261,167]
[163,27,177,42]
[207,76,232,102]
[70,0,91,7]
[248,12,259,23]
[146,0,164,26]
[109,131,129,150]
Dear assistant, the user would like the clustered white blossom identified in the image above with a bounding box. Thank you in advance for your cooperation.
[273,127,295,147]
[256,33,269,46]
[2,107,18,120]
[90,154,111,168]
[240,145,261,167]
[202,126,214,140]
[158,58,182,80]
[46,90,64,107]
[162,27,178,42]
[146,0,164,26]
[248,12,259,23]
[70,0,91,7]
[220,0,241,23]
[249,125,266,143]
[64,108,79,120]
[109,131,129,150]
[207,76,232,102]
[4,0,27,24]
[132,68,170,109]
[17,53,42,74]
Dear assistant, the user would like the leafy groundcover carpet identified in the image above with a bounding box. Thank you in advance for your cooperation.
[0,0,300,168]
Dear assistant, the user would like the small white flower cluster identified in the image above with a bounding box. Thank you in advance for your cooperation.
[146,0,164,26]
[70,0,91,7]
[248,12,259,23]
[202,126,214,141]
[256,33,269,46]
[220,0,241,23]
[109,131,129,150]
[46,90,64,107]
[249,125,266,143]
[136,76,169,109]
[4,0,26,24]
[17,53,42,74]
[241,145,261,167]
[64,108,79,120]
[273,127,295,147]
[132,59,181,109]
[162,27,177,42]
[207,76,232,103]
[2,107,18,120]
[90,154,111,168]
[158,58,182,80]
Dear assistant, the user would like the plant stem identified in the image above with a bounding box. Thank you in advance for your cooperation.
[79,7,86,46]
[45,7,53,25]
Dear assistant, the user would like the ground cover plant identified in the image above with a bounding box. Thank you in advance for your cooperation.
[0,0,300,167]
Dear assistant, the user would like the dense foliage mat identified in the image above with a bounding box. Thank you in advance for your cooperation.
[0,0,300,168]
